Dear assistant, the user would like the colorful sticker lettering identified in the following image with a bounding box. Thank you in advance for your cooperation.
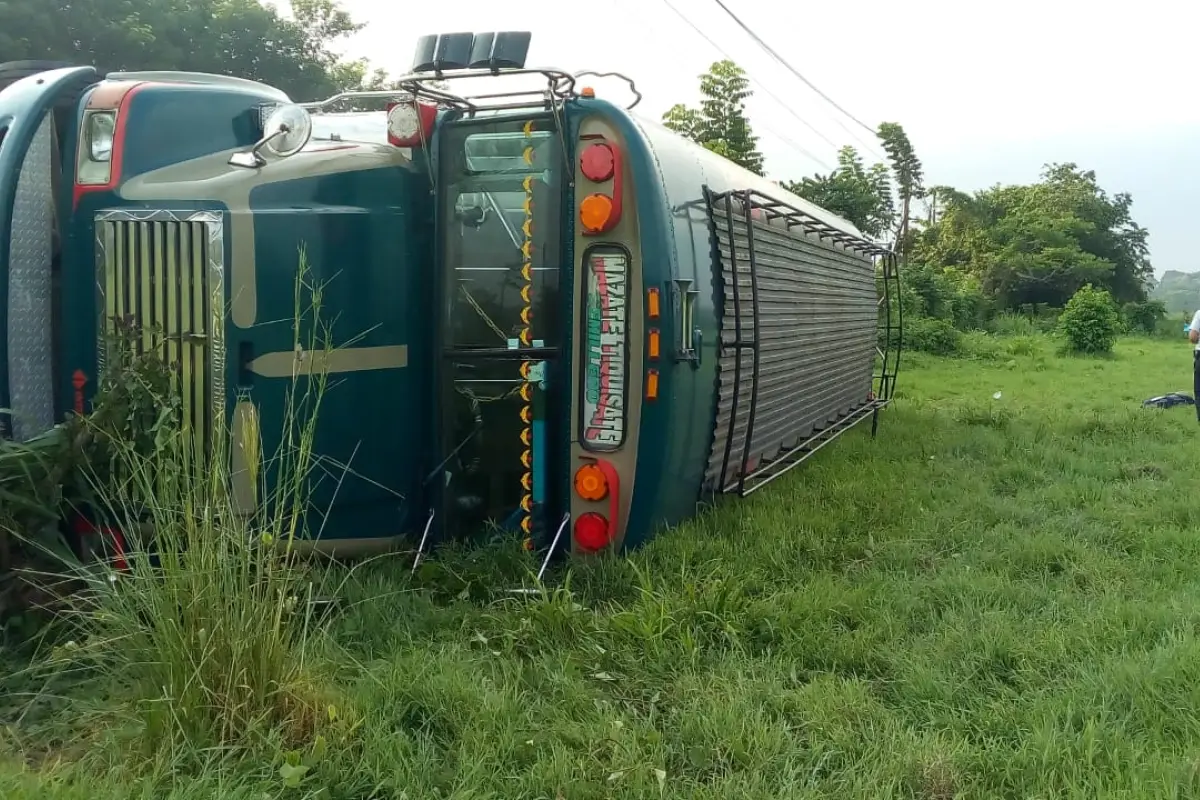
[583,251,627,449]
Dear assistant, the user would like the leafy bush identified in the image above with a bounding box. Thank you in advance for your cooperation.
[899,262,993,331]
[904,316,962,355]
[1060,284,1121,354]
[944,271,991,331]
[1005,335,1044,357]
[1121,299,1167,336]
[989,312,1042,337]
[989,308,1060,336]
[958,331,1002,360]
[1157,312,1193,339]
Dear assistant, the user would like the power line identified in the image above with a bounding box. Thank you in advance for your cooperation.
[709,0,888,161]
[656,0,836,172]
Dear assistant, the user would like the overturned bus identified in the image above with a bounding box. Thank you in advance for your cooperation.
[0,32,900,563]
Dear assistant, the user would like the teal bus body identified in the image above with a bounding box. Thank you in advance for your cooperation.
[242,168,429,538]
[0,64,896,559]
[581,100,878,547]
[47,77,436,546]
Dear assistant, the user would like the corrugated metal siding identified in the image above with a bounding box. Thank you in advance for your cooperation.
[704,200,877,491]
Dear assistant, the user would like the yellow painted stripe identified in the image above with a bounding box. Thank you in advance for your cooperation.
[247,345,409,378]
[230,399,260,514]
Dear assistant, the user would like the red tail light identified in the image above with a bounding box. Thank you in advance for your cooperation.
[71,513,129,571]
[574,512,611,552]
[573,458,620,552]
[578,134,623,235]
[580,143,615,182]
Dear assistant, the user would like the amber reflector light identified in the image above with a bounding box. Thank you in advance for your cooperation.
[580,193,615,233]
[574,463,609,501]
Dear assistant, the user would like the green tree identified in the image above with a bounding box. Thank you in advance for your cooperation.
[663,59,765,176]
[0,0,374,101]
[913,164,1152,310]
[784,145,894,238]
[876,122,924,253]
[1122,299,1166,335]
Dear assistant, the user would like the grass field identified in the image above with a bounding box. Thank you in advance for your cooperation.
[4,332,1200,799]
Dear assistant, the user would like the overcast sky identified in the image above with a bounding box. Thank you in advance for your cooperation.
[323,0,1196,275]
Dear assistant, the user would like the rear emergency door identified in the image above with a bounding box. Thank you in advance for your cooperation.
[0,67,96,440]
[433,114,567,549]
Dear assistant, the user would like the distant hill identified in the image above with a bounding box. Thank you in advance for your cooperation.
[1151,270,1200,315]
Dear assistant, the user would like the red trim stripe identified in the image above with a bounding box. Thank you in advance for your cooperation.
[73,82,146,209]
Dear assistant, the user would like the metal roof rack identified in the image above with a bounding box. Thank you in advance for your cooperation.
[299,67,642,115]
[727,188,894,257]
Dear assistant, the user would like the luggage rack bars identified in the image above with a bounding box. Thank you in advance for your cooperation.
[299,67,643,115]
[704,187,902,498]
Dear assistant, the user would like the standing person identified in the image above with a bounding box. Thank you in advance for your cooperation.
[1190,310,1200,421]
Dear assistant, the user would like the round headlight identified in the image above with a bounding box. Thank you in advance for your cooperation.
[262,104,312,157]
[387,103,421,142]
[87,112,115,162]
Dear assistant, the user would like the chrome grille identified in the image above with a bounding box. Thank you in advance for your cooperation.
[96,211,225,448]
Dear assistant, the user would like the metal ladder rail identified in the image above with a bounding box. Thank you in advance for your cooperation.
[740,403,879,496]
[734,189,763,497]
[715,190,745,494]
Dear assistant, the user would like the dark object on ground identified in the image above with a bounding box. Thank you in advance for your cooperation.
[1142,392,1195,409]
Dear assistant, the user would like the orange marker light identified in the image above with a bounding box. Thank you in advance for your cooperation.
[574,463,609,501]
[579,193,614,234]
[581,86,596,98]
[647,287,660,319]
[648,329,660,359]
[646,369,659,400]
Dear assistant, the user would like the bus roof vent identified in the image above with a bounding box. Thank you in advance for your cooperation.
[412,31,532,74]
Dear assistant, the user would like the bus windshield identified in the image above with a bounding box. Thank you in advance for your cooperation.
[437,115,565,545]
[306,112,389,146]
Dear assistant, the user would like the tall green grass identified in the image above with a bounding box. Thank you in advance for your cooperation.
[10,252,356,769]
[7,333,1200,798]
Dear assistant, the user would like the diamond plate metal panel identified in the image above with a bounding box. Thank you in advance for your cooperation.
[6,114,55,441]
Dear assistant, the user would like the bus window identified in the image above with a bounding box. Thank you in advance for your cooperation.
[464,130,556,174]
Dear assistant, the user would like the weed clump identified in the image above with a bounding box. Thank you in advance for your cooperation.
[25,251,352,764]
[905,317,962,356]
